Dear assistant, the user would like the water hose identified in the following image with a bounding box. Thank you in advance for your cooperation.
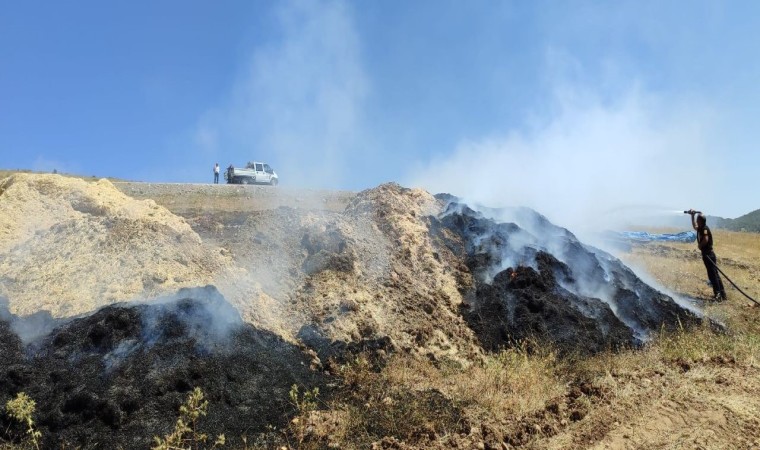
[706,256,760,306]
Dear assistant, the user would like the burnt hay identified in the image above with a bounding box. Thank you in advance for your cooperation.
[0,286,325,449]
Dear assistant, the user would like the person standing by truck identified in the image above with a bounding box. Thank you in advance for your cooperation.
[213,163,220,184]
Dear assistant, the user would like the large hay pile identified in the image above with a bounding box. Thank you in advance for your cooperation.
[291,183,483,364]
[0,174,229,317]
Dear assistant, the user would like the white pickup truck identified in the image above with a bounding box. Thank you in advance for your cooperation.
[224,162,279,186]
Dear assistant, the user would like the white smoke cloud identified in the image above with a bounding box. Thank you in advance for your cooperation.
[410,80,723,232]
[195,0,369,189]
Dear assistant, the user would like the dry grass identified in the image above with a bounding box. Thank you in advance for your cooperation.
[622,230,760,301]
[286,343,567,449]
[380,342,564,420]
[621,229,760,337]
[534,230,760,449]
[330,356,468,447]
[537,323,760,449]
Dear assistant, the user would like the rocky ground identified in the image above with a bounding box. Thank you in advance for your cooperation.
[1,173,758,449]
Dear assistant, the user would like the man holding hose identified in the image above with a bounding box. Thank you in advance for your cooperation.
[688,209,727,301]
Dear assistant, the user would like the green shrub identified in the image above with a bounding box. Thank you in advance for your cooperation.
[5,392,41,450]
[152,387,225,450]
[288,384,320,449]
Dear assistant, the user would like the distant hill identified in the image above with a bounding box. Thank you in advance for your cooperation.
[711,209,760,232]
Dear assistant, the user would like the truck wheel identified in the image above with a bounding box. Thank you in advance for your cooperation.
[270,178,278,186]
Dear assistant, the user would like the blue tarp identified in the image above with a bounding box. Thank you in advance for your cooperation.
[613,230,696,243]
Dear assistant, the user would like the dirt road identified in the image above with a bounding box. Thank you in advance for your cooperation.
[115,182,355,214]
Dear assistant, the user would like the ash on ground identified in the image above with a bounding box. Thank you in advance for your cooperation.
[0,286,325,449]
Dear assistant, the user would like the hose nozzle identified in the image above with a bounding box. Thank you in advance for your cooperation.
[684,209,702,215]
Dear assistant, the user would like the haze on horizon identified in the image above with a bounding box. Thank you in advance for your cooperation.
[2,0,758,228]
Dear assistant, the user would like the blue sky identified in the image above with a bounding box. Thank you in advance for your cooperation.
[2,1,759,225]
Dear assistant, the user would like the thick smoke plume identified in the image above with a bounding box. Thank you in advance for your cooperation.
[192,0,370,189]
[412,86,722,232]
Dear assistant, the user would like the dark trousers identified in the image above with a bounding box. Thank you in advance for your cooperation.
[214,173,219,184]
[702,250,725,297]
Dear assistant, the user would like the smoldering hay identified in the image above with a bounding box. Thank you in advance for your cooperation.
[0,286,325,450]
[434,195,701,353]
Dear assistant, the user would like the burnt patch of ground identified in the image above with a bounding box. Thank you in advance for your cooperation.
[0,286,325,449]
[0,299,24,366]
[297,324,394,371]
[439,201,702,354]
[469,252,636,354]
[331,358,469,449]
